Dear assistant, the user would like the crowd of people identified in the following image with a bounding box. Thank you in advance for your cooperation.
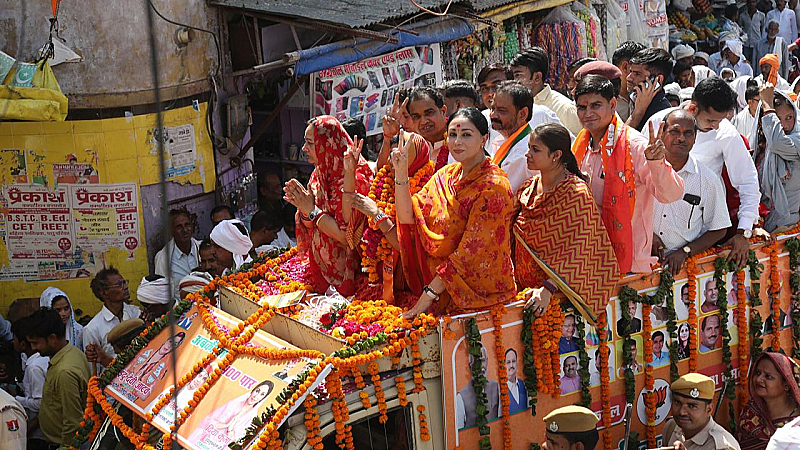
[7,7,800,448]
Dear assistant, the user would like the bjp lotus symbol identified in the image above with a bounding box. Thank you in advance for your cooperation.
[637,378,672,426]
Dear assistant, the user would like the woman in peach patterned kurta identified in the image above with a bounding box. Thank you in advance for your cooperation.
[395,107,517,317]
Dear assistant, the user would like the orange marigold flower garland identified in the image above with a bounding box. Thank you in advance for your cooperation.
[418,404,431,442]
[687,257,699,372]
[354,365,371,409]
[361,161,434,281]
[368,361,388,423]
[532,308,550,395]
[304,395,323,450]
[597,312,613,450]
[549,302,563,397]
[642,303,656,448]
[492,306,512,450]
[736,270,749,410]
[769,243,782,351]
[395,375,408,406]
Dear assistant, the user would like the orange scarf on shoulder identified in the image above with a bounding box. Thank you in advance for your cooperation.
[572,114,635,274]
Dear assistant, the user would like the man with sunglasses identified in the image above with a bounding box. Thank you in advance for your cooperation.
[83,267,141,368]
[651,109,731,276]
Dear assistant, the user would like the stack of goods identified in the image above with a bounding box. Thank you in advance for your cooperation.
[573,6,606,60]
[503,25,522,64]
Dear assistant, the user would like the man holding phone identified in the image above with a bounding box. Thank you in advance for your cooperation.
[651,109,731,275]
[626,48,674,131]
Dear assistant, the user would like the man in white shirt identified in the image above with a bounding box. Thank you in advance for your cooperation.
[734,86,762,137]
[477,63,510,153]
[740,0,767,61]
[11,315,48,444]
[721,40,754,78]
[510,47,583,135]
[154,209,200,301]
[489,81,561,192]
[767,0,797,44]
[84,267,142,368]
[651,109,732,276]
[643,77,761,269]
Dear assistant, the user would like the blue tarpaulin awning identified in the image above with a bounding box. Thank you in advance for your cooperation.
[291,17,473,75]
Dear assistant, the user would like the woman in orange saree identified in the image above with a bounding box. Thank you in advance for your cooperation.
[349,107,517,317]
[513,124,618,324]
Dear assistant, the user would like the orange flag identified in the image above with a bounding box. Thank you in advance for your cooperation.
[51,0,60,16]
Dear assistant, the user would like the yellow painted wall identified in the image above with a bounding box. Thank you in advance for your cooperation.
[0,102,216,316]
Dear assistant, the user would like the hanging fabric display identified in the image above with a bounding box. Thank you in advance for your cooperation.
[530,6,586,93]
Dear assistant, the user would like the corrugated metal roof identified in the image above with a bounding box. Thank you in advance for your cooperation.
[209,0,466,28]
[469,0,520,11]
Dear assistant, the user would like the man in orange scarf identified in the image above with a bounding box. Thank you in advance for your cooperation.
[572,75,684,274]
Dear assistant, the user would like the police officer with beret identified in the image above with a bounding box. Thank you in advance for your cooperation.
[542,405,601,450]
[663,373,741,450]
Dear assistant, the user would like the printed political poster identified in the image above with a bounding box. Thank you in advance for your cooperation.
[312,44,442,136]
[106,305,330,450]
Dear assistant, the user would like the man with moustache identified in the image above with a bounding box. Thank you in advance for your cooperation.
[407,86,452,170]
[699,314,721,353]
[662,373,740,450]
[488,81,561,193]
[651,110,731,276]
[560,355,581,395]
[84,267,141,369]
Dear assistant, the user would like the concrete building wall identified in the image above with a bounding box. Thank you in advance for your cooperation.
[0,0,217,108]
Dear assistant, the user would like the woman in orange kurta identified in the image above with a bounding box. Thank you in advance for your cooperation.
[513,123,618,324]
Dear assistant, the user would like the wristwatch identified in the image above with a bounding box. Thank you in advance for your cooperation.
[373,211,387,223]
[308,207,323,222]
[739,229,753,239]
[422,285,440,302]
[682,245,692,255]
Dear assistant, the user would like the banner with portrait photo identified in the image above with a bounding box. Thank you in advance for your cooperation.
[106,305,330,450]
[311,44,442,136]
[439,249,794,450]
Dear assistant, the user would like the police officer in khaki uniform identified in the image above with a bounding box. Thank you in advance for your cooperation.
[663,373,741,450]
[542,405,601,450]
[0,386,27,450]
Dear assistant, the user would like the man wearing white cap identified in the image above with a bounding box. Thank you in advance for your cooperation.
[137,275,172,325]
[694,52,710,67]
[179,271,214,299]
[709,31,740,73]
[209,219,253,273]
[672,44,695,66]
[721,40,754,78]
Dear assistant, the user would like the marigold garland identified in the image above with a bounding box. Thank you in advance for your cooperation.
[575,314,592,408]
[787,239,800,360]
[368,361,388,423]
[642,303,656,448]
[304,395,323,450]
[769,243,782,351]
[491,306,512,450]
[686,257,700,372]
[736,269,749,410]
[68,246,440,450]
[361,161,434,281]
[418,404,431,442]
[521,306,539,417]
[549,303,564,398]
[713,257,737,432]
[747,250,765,360]
[596,312,613,450]
[354,365,371,409]
[466,317,492,450]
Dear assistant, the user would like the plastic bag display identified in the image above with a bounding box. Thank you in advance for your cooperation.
[572,2,607,61]
[602,0,629,58]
